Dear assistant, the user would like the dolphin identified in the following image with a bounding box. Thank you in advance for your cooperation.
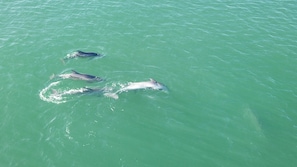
[57,70,104,82]
[52,87,106,96]
[63,50,103,61]
[79,87,106,94]
[118,78,167,93]
[104,78,167,99]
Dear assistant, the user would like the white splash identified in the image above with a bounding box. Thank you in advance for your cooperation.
[39,81,66,104]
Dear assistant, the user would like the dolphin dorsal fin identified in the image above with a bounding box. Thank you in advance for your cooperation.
[71,70,79,74]
[149,78,157,83]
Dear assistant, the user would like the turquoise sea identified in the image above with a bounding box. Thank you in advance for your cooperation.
[1,1,297,166]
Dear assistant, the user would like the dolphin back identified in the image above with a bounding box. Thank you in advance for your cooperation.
[71,70,80,74]
[77,50,101,57]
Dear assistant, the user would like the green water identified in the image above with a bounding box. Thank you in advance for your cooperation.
[1,0,297,166]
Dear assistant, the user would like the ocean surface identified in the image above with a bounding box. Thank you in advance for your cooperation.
[1,0,297,166]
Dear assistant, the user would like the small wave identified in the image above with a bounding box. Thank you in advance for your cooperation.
[64,51,78,60]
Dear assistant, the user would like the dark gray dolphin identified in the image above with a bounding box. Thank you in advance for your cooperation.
[63,50,103,61]
[75,50,102,58]
[57,70,104,82]
[80,87,105,94]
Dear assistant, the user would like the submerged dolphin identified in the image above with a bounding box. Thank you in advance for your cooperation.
[105,78,167,99]
[57,70,104,82]
[63,50,103,60]
[52,86,106,96]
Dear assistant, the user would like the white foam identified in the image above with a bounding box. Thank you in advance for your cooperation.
[59,88,87,96]
[39,81,66,104]
[104,93,119,99]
